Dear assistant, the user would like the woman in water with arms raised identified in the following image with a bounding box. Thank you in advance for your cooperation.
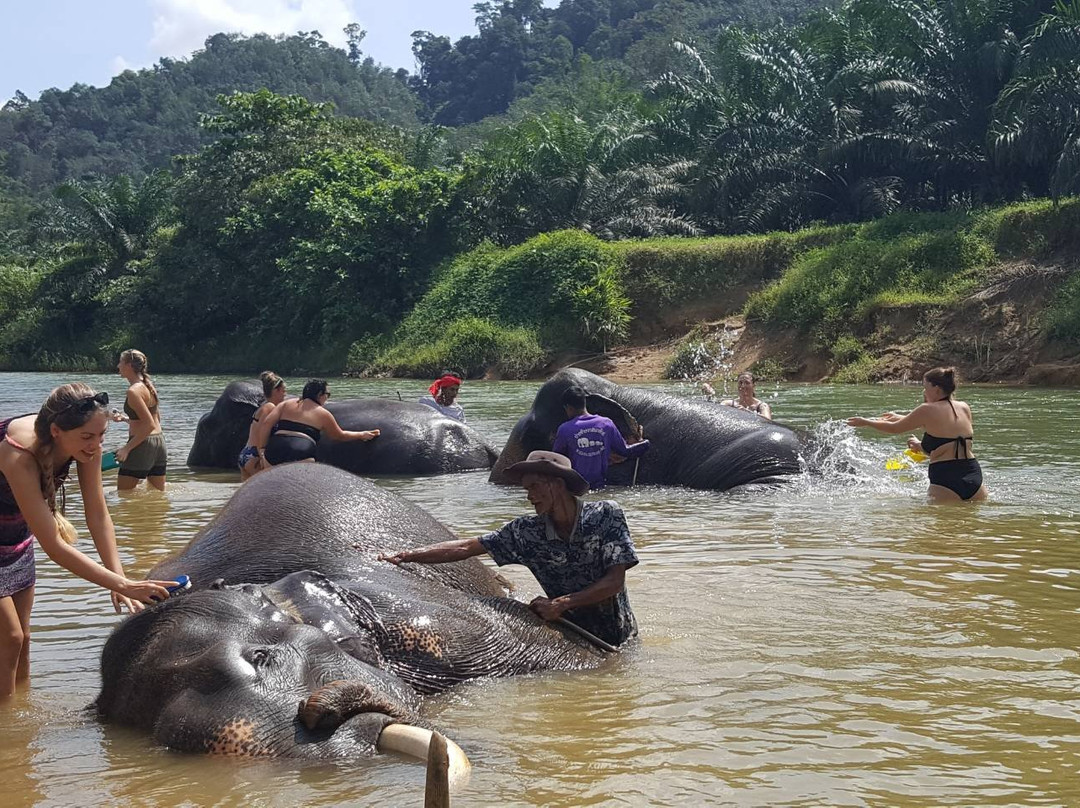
[0,384,177,700]
[847,366,988,502]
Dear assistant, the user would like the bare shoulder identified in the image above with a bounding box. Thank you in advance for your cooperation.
[0,441,37,479]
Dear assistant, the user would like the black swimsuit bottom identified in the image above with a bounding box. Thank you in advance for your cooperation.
[266,419,321,464]
[928,458,983,500]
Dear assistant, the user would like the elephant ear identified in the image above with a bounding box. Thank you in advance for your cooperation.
[585,393,642,441]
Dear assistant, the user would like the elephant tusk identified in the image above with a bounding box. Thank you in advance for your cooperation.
[376,723,471,792]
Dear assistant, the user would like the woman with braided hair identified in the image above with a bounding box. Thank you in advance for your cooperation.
[114,349,168,491]
[0,383,178,700]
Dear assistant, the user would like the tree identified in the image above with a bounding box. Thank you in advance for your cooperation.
[991,0,1080,200]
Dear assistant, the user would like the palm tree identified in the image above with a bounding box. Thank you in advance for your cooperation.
[465,109,697,243]
[991,0,1080,200]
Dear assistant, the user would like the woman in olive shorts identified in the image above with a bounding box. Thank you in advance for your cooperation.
[114,349,167,491]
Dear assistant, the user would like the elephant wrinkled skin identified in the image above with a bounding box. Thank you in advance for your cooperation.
[491,368,804,490]
[95,464,605,758]
[187,380,498,475]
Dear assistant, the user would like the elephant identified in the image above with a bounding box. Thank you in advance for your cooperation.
[187,380,498,475]
[490,368,804,490]
[94,463,606,763]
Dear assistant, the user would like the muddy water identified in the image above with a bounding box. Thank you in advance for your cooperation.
[1,373,1077,807]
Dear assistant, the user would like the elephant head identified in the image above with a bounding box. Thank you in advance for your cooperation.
[491,368,804,490]
[187,380,263,468]
[94,587,466,772]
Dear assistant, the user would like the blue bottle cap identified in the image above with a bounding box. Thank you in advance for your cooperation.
[167,575,191,594]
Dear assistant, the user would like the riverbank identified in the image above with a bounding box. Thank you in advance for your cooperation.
[580,202,1080,386]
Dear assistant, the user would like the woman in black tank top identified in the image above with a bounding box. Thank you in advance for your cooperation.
[846,366,988,502]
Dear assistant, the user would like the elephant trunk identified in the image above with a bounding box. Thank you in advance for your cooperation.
[378,724,471,793]
[489,415,530,484]
[298,681,470,789]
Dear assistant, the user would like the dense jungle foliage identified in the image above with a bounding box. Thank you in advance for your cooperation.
[1,0,1078,374]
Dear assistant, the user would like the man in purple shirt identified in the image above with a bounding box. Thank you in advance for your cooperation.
[552,385,650,490]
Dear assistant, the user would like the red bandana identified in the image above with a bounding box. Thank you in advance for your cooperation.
[428,375,463,396]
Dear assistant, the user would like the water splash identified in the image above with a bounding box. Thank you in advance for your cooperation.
[796,420,927,496]
[669,324,740,397]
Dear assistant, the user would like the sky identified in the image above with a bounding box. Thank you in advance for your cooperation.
[1,0,558,102]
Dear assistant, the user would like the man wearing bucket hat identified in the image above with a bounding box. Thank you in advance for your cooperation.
[418,373,465,422]
[379,450,639,647]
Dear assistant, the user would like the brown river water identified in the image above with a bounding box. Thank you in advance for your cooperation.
[1,372,1077,807]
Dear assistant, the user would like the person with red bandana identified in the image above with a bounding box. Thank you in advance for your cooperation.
[418,374,466,422]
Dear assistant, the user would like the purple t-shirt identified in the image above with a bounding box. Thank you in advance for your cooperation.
[552,413,650,490]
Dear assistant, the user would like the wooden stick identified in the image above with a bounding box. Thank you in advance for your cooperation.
[554,617,619,653]
[424,731,451,808]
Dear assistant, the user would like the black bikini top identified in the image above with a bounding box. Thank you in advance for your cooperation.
[274,419,321,441]
[921,432,972,457]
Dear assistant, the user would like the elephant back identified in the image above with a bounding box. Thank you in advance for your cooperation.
[320,399,497,474]
[491,368,803,490]
[150,463,506,597]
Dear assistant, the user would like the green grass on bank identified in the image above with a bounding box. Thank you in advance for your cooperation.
[355,198,1080,378]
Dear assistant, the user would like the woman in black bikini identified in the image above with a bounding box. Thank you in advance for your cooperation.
[719,372,772,420]
[254,379,379,467]
[847,366,988,502]
[238,371,287,480]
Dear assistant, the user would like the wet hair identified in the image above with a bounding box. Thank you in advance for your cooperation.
[302,379,328,403]
[561,385,587,411]
[120,349,158,407]
[34,383,108,544]
[923,366,957,398]
[259,371,284,398]
[737,372,755,385]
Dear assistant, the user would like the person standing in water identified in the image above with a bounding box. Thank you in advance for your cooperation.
[847,366,988,502]
[114,349,167,492]
[238,371,287,480]
[418,374,466,422]
[0,383,177,701]
[719,372,772,419]
[379,450,639,648]
[553,385,650,491]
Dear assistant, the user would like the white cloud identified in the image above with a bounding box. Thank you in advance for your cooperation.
[149,0,360,59]
[111,55,135,74]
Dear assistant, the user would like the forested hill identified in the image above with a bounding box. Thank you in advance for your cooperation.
[0,30,419,199]
[0,0,825,204]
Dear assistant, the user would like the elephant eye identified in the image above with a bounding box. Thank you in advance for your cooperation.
[249,648,271,669]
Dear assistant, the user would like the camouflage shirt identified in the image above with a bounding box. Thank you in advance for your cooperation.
[479,500,639,646]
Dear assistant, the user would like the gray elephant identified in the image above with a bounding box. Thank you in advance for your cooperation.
[491,368,803,490]
[187,380,497,475]
[95,463,605,762]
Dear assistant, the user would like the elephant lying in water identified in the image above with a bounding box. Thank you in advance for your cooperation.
[491,368,804,490]
[187,380,498,475]
[95,463,605,761]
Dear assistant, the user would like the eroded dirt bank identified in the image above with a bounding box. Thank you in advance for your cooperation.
[577,257,1080,385]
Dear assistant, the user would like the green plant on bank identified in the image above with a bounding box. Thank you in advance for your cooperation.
[380,230,630,372]
[747,202,1080,347]
[831,354,882,385]
[612,226,851,313]
[369,318,545,379]
[829,335,865,366]
[747,358,788,382]
[1046,268,1080,345]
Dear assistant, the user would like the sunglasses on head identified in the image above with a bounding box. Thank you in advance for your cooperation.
[64,391,109,414]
